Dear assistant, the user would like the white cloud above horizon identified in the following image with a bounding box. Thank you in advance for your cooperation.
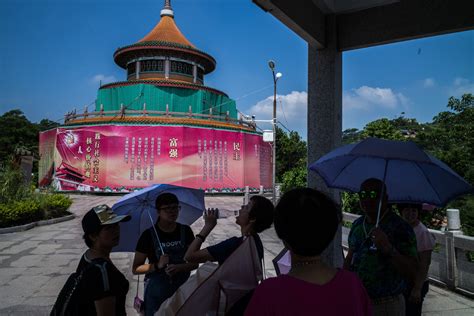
[423,78,435,88]
[246,91,308,136]
[343,86,410,111]
[449,77,474,97]
[90,74,117,85]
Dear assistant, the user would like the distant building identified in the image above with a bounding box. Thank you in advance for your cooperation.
[39,0,271,192]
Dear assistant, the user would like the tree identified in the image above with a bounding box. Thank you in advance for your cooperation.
[0,110,39,165]
[342,128,362,144]
[361,118,404,140]
[275,126,307,182]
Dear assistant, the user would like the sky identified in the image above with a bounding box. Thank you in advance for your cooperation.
[0,0,473,139]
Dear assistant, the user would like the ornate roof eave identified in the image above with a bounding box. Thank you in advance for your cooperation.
[62,117,258,134]
[99,79,229,98]
[113,41,216,73]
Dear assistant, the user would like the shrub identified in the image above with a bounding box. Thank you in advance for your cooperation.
[0,199,42,228]
[280,166,307,194]
[39,193,73,219]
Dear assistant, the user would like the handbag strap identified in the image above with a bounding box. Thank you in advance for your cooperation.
[136,274,140,296]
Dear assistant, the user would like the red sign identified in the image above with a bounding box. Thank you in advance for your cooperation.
[39,125,272,192]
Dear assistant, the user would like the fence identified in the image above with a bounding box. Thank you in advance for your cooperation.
[342,210,474,297]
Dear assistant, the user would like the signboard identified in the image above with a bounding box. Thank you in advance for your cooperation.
[39,125,272,192]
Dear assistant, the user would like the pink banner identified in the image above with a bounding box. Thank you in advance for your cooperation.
[39,125,272,192]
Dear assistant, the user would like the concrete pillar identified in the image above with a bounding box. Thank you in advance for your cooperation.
[136,61,140,80]
[244,186,250,205]
[307,14,343,267]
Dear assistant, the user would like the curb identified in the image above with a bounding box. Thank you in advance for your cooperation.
[0,214,75,234]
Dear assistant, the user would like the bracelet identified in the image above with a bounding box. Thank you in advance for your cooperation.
[196,234,206,242]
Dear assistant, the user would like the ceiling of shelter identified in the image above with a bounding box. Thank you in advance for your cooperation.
[312,0,399,14]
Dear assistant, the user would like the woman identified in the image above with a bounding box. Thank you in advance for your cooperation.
[132,193,197,316]
[400,203,436,316]
[245,188,372,316]
[184,195,274,265]
[78,204,131,316]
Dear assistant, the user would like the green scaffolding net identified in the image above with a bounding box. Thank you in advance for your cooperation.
[95,84,238,119]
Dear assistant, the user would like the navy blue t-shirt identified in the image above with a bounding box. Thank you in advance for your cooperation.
[207,234,264,265]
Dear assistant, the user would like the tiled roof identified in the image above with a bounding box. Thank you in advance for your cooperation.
[138,16,194,48]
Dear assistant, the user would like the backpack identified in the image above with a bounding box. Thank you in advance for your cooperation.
[50,258,108,316]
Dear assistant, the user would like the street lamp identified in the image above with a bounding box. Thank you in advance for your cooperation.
[268,60,282,204]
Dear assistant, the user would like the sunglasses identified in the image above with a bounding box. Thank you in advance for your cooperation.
[358,190,379,199]
[159,205,181,213]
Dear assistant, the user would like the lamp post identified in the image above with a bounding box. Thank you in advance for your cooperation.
[268,60,282,204]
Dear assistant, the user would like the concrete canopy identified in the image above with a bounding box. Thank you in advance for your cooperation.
[253,0,474,50]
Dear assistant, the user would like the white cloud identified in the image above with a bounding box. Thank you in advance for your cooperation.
[449,77,474,96]
[247,91,307,135]
[90,74,117,85]
[423,78,435,88]
[343,86,409,110]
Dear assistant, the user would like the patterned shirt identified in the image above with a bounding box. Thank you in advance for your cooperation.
[348,211,417,299]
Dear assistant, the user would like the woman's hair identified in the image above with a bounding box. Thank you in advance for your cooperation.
[155,192,179,210]
[275,188,340,257]
[248,195,274,233]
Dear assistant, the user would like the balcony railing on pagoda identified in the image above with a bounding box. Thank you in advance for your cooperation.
[64,104,257,130]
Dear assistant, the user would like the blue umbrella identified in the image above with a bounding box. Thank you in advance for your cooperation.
[112,184,205,252]
[309,138,473,209]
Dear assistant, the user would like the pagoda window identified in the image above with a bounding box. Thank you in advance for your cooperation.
[197,68,204,81]
[141,59,164,73]
[170,61,193,76]
[127,63,136,76]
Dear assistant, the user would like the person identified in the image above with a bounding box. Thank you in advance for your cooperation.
[78,204,131,315]
[344,178,418,316]
[184,195,274,265]
[132,193,198,316]
[184,195,274,315]
[245,188,372,316]
[400,203,436,316]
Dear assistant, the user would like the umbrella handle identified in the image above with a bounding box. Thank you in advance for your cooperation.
[375,160,389,228]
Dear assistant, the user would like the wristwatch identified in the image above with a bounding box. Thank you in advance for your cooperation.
[196,234,206,242]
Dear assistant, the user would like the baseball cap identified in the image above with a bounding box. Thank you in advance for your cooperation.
[82,204,131,235]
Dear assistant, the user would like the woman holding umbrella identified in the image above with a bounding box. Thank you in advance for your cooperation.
[132,193,198,316]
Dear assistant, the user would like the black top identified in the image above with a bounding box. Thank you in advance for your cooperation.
[76,254,129,316]
[135,222,195,265]
[207,234,264,265]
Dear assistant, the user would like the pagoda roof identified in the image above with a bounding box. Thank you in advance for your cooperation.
[139,15,194,48]
[113,1,215,73]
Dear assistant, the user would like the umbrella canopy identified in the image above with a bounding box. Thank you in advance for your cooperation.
[112,184,205,252]
[309,138,472,207]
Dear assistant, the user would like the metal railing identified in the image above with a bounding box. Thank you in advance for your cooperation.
[342,211,474,297]
[63,104,257,130]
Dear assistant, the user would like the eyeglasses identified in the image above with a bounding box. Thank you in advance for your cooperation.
[159,205,181,213]
[358,190,378,199]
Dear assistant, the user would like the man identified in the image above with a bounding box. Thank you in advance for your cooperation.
[344,178,418,316]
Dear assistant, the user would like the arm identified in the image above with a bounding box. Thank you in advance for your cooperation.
[184,209,218,263]
[165,262,199,276]
[95,296,116,316]
[132,251,169,275]
[410,250,432,303]
[343,248,353,270]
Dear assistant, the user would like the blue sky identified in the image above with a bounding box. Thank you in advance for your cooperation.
[1,0,472,139]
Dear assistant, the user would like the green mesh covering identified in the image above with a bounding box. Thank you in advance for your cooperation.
[95,84,237,119]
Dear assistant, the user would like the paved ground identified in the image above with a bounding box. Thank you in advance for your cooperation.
[0,194,473,315]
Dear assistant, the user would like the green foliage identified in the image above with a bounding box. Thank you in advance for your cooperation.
[0,200,42,228]
[0,163,31,204]
[341,192,363,215]
[275,126,307,182]
[280,165,307,193]
[38,194,73,219]
[361,118,404,140]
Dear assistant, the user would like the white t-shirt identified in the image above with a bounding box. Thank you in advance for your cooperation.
[413,222,436,252]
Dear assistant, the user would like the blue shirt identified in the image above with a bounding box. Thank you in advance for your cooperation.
[207,234,264,265]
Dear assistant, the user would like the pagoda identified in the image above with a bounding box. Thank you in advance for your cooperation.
[38,0,272,192]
